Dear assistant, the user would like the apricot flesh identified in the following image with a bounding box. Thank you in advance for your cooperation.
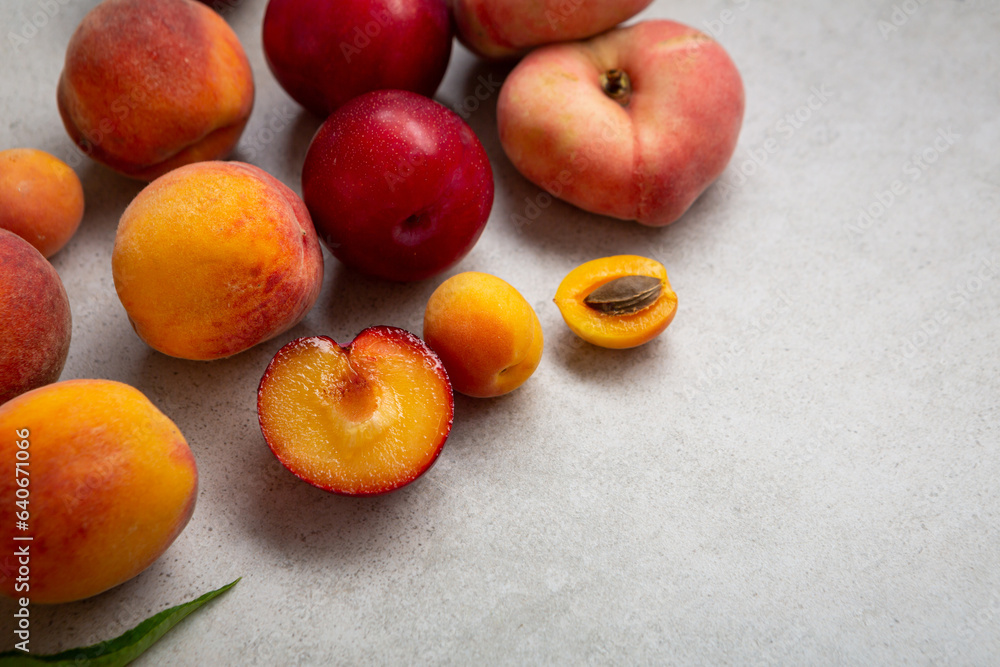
[423,272,543,398]
[0,149,84,258]
[0,379,198,604]
[257,327,453,496]
[112,161,324,360]
[555,255,677,349]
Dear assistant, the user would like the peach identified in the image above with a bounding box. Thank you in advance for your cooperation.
[498,20,745,226]
[112,161,323,361]
[57,0,254,181]
[258,327,453,495]
[423,272,542,397]
[0,379,198,604]
[0,230,72,405]
[554,255,677,349]
[0,149,84,258]
[452,0,652,59]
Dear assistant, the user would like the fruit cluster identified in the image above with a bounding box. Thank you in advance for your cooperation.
[0,0,743,604]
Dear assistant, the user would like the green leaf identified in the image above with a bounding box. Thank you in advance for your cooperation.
[0,578,240,666]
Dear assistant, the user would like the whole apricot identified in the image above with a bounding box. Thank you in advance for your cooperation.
[57,0,254,181]
[0,149,84,258]
[424,272,543,398]
[112,161,323,360]
[554,255,677,349]
[0,229,72,405]
[0,380,198,604]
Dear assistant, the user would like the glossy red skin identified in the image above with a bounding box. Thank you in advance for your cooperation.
[302,90,494,282]
[0,230,72,405]
[263,0,452,118]
[257,327,454,496]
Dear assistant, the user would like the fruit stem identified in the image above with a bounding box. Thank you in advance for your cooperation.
[600,69,632,107]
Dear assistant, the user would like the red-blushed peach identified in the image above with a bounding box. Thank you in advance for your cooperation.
[112,161,323,360]
[57,0,254,181]
[423,272,543,397]
[258,327,453,495]
[452,0,652,59]
[0,379,198,604]
[0,149,84,258]
[0,229,72,405]
[497,20,745,226]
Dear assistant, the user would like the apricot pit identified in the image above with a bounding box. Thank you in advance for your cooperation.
[555,255,677,349]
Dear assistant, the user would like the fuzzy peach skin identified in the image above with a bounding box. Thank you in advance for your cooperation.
[451,0,652,59]
[0,149,84,258]
[423,272,543,398]
[497,20,745,226]
[57,0,254,181]
[0,379,198,604]
[112,161,323,360]
[0,230,72,405]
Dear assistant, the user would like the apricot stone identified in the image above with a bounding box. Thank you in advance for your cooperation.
[0,149,84,258]
[112,161,323,360]
[424,272,543,398]
[0,380,198,604]
[57,0,254,181]
[0,230,72,405]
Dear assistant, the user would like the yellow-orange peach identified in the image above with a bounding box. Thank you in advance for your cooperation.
[0,380,197,604]
[0,149,84,258]
[57,0,254,181]
[0,229,72,405]
[554,255,677,349]
[112,161,324,360]
[423,272,543,397]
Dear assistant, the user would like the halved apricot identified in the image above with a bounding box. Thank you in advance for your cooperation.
[554,255,677,349]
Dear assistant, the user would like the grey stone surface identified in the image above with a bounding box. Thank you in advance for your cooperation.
[1,0,998,664]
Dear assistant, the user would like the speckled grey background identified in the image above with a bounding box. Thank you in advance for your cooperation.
[1,0,999,664]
